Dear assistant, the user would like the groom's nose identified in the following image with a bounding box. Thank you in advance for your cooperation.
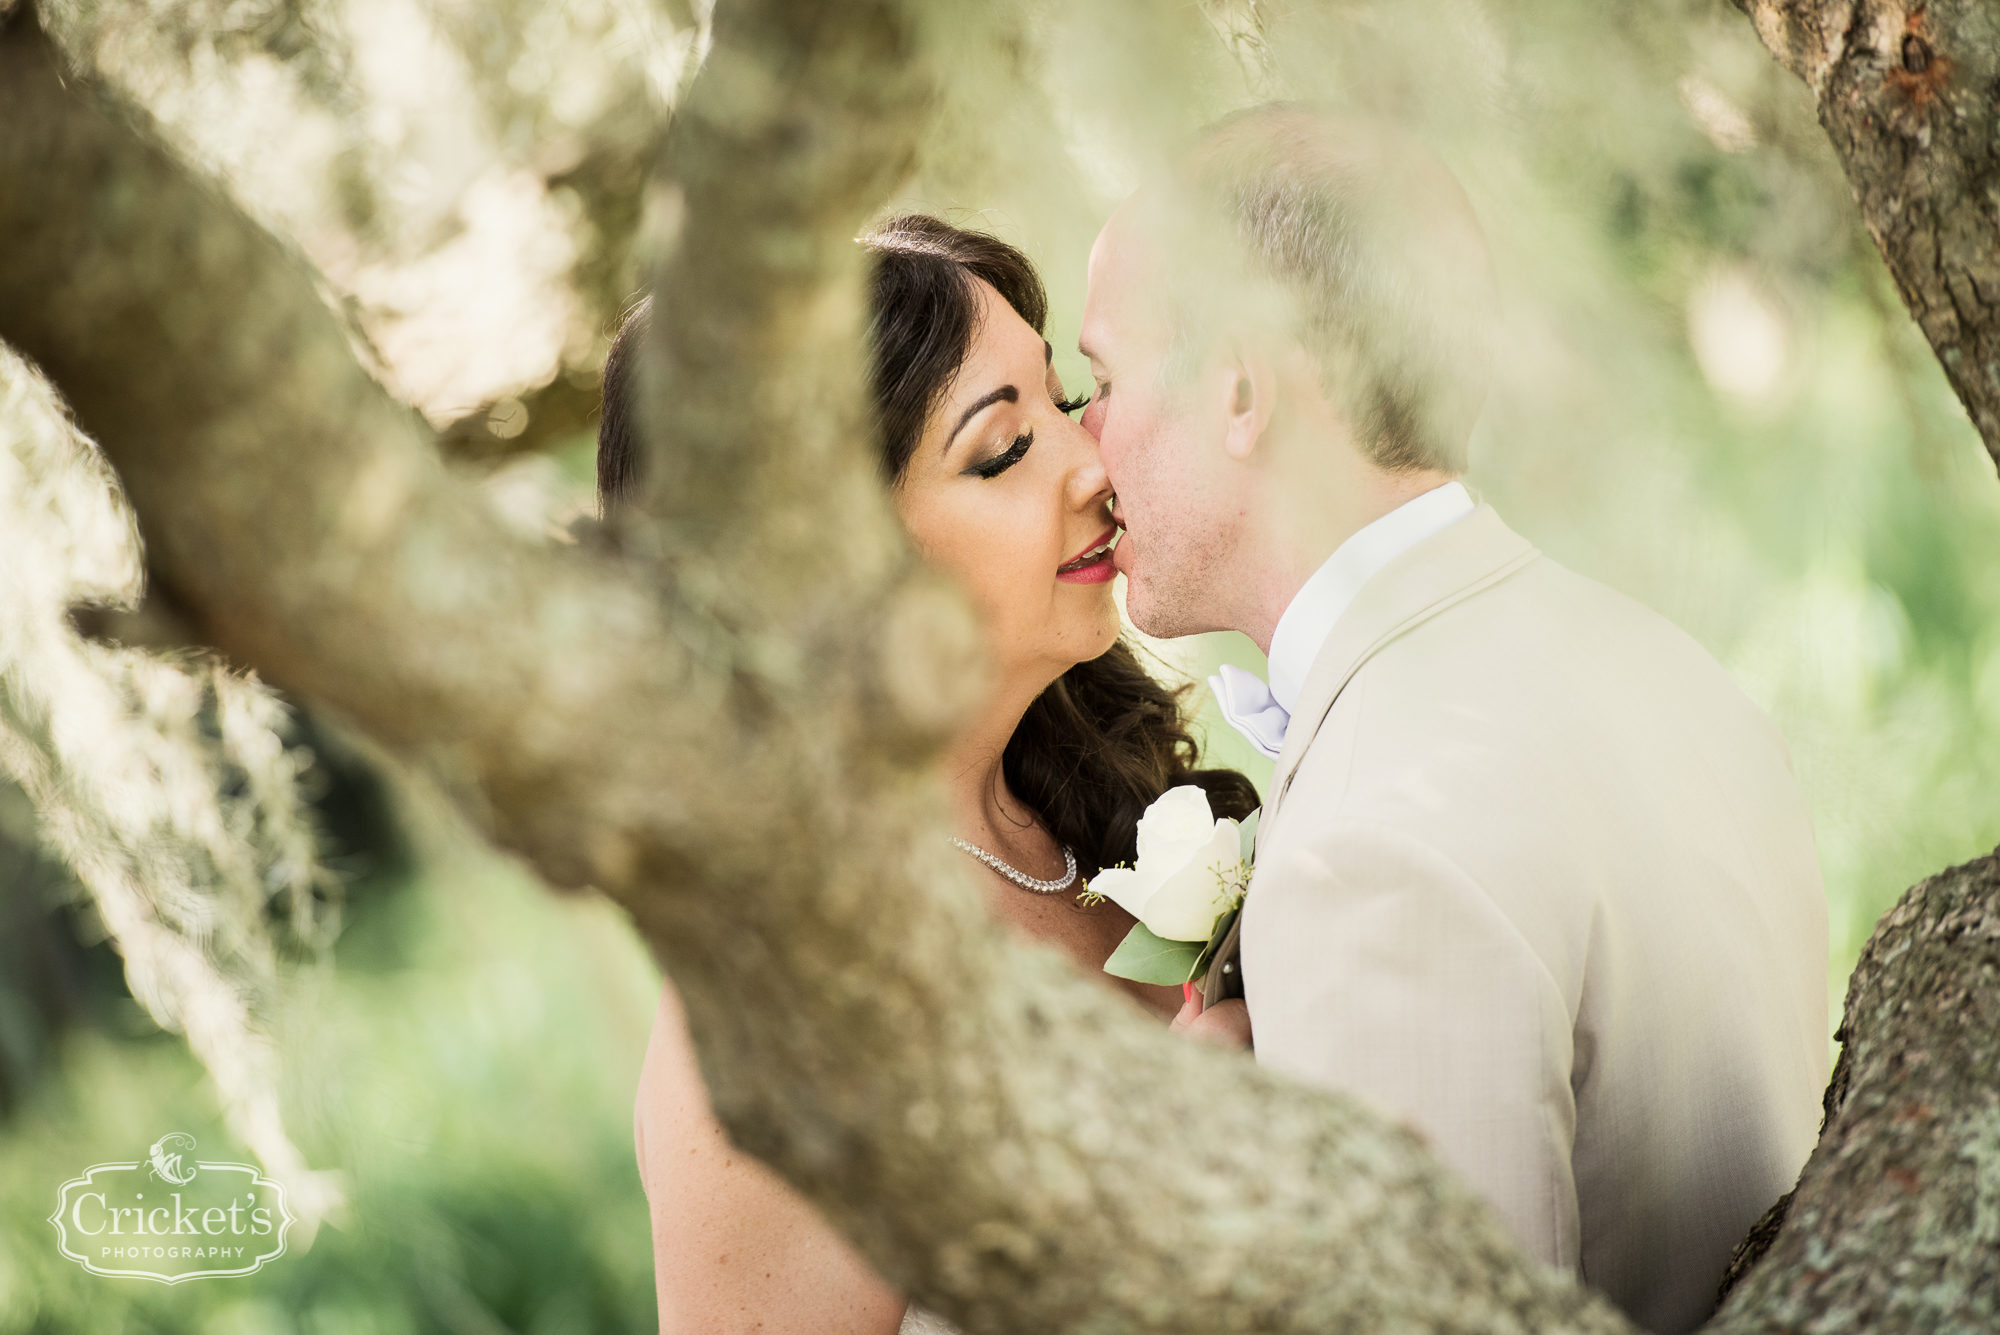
[1080,394,1106,442]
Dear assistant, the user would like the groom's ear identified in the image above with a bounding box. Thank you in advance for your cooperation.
[1220,339,1276,462]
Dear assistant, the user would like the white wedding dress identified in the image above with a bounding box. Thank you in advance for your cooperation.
[900,1306,961,1334]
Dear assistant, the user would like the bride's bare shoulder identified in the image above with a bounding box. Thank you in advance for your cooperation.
[634,981,907,1334]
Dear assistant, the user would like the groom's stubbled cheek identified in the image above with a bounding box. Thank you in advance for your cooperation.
[1129,417,1243,639]
[1099,388,1167,504]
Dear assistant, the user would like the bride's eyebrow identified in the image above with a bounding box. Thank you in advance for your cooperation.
[947,385,1018,448]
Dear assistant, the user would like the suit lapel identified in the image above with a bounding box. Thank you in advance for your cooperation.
[1256,504,1538,851]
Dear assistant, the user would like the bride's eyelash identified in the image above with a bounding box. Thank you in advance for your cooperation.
[1055,391,1090,415]
[965,432,1033,479]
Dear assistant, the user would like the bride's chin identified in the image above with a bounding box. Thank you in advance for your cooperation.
[1081,620,1122,664]
[1032,596,1122,672]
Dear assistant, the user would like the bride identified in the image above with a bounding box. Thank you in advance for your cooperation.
[598,215,1257,1333]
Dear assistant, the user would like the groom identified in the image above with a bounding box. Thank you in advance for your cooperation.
[1080,107,1829,1335]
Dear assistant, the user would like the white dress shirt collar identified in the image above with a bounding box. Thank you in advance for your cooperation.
[1264,480,1475,714]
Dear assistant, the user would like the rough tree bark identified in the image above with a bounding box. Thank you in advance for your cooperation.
[1712,850,2000,1331]
[0,2,1994,1333]
[1734,0,2000,473]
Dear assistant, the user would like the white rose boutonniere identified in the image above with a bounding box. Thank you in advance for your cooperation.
[1085,785,1259,987]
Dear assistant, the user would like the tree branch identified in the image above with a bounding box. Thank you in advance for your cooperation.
[0,4,1630,1330]
[435,371,603,468]
[1709,847,2000,1332]
[1734,0,2000,472]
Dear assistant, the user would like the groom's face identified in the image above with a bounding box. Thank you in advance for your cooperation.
[1078,204,1240,639]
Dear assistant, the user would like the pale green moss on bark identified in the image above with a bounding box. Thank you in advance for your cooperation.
[1713,849,2000,1332]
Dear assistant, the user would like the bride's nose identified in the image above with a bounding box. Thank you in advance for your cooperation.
[1062,428,1114,512]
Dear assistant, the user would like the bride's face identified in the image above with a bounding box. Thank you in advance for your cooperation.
[894,278,1122,685]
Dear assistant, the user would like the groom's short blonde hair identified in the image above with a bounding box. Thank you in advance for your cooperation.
[1157,106,1498,476]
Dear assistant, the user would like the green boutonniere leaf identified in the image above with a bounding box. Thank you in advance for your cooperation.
[1102,923,1207,986]
[1190,904,1242,982]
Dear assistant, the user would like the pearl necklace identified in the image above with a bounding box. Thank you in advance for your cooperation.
[949,838,1079,894]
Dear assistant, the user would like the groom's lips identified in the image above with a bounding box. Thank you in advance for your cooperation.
[1056,527,1119,584]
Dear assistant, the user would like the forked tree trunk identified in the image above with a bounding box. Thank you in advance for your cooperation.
[0,0,1995,1330]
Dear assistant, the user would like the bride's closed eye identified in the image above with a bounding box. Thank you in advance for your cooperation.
[965,431,1033,479]
[1054,389,1089,415]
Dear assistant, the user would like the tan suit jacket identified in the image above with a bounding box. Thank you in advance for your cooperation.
[1241,504,1828,1335]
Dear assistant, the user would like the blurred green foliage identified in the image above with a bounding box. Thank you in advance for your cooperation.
[0,801,662,1333]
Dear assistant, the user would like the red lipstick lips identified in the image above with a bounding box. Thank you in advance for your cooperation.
[1057,528,1119,585]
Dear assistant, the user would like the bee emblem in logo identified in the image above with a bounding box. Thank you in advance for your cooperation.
[147,1133,198,1186]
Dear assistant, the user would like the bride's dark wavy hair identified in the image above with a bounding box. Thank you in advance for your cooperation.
[597,215,1258,878]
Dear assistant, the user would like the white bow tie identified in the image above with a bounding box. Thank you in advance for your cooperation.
[1207,663,1291,761]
